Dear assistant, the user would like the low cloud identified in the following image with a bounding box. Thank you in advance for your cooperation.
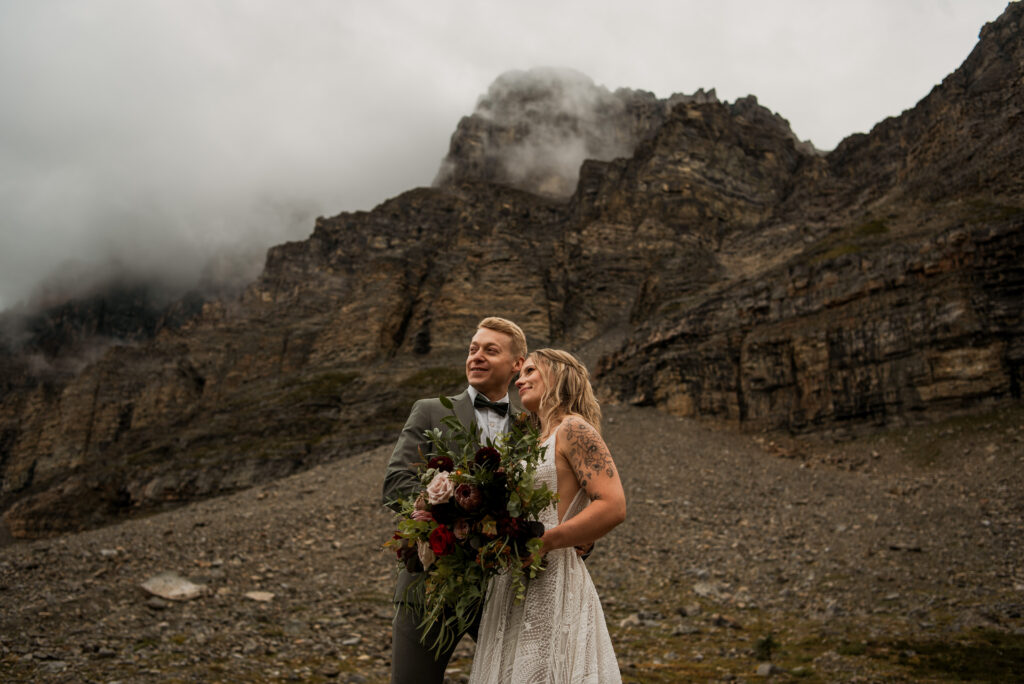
[436,68,654,196]
[0,1,1006,311]
[0,1,451,312]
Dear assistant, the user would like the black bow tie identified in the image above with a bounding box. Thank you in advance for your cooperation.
[474,394,509,416]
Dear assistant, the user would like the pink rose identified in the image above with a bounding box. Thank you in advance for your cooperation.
[426,471,455,505]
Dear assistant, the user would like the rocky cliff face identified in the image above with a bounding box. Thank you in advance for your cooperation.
[596,2,1024,431]
[1,3,1022,541]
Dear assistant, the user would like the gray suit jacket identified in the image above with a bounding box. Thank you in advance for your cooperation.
[383,388,522,602]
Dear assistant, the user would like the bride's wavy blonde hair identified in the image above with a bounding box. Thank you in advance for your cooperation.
[530,348,602,434]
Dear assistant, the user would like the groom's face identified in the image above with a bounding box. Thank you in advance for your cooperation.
[466,327,523,400]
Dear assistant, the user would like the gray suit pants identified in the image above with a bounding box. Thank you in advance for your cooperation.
[390,602,480,684]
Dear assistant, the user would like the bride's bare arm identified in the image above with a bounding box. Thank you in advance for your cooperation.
[540,416,626,554]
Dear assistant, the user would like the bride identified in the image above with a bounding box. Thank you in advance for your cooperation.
[470,349,626,683]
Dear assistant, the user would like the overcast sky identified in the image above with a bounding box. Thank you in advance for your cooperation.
[0,0,1011,312]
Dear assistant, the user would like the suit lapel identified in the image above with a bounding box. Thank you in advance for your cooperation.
[451,390,475,435]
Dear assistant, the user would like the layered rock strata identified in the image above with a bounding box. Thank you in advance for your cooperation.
[1,3,1021,539]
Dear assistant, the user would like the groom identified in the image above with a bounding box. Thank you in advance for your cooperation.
[383,316,528,684]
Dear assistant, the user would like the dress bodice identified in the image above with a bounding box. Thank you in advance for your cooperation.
[536,433,589,530]
[535,436,560,530]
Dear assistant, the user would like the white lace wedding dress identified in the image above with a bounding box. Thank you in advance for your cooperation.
[469,435,621,683]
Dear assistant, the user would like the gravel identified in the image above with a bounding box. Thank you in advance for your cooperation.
[2,402,1022,682]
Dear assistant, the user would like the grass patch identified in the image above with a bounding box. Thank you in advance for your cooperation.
[854,219,889,236]
[284,371,360,405]
[754,633,778,661]
[805,216,894,265]
[837,640,868,656]
[966,200,1024,223]
[865,629,1024,681]
[811,243,861,264]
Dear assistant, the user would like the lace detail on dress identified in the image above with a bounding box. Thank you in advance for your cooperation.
[469,435,621,683]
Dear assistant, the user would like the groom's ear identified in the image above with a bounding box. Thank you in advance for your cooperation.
[512,357,524,372]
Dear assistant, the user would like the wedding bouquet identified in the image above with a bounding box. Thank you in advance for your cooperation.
[385,396,557,655]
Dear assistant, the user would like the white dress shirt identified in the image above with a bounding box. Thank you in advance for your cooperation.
[466,386,511,445]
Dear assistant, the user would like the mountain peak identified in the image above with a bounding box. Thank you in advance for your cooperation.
[433,67,729,197]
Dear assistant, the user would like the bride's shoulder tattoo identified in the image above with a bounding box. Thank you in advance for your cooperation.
[562,417,616,492]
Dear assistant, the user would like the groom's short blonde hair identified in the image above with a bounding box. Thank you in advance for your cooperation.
[477,316,527,361]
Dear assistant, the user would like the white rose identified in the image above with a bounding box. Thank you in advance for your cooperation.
[425,471,455,505]
[417,539,435,570]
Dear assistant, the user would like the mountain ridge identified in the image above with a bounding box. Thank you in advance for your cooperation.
[1,2,1021,542]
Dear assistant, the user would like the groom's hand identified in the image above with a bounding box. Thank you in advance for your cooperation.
[575,541,594,560]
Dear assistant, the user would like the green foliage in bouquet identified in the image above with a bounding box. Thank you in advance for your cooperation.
[385,395,557,656]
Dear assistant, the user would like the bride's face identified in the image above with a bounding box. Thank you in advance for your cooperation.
[515,357,547,414]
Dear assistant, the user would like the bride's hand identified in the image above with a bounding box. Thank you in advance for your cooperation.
[521,533,553,568]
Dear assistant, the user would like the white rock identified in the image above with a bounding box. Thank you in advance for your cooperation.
[619,613,642,627]
[140,572,205,601]
[38,661,68,674]
[693,581,722,599]
[245,591,275,602]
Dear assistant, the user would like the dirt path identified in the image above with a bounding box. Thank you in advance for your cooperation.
[2,402,1022,682]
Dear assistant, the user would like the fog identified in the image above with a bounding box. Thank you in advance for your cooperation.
[0,0,1009,311]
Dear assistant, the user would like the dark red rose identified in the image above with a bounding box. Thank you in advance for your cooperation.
[474,447,501,470]
[431,501,457,525]
[485,480,509,513]
[511,518,545,550]
[496,514,519,538]
[429,524,456,556]
[428,455,454,472]
[454,483,483,512]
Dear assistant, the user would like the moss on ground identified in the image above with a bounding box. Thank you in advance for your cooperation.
[965,200,1024,223]
[805,217,892,266]
[284,370,360,405]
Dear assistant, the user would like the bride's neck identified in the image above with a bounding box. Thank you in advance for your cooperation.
[540,410,566,440]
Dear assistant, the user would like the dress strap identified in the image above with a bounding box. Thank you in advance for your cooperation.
[559,488,589,524]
